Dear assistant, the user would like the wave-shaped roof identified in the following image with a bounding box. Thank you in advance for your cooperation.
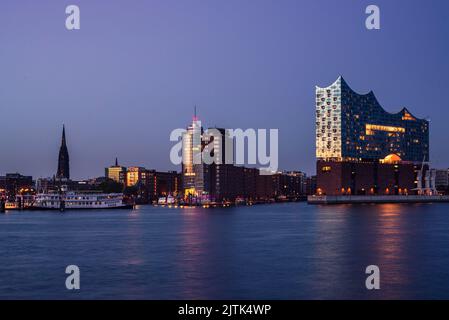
[317,76,426,122]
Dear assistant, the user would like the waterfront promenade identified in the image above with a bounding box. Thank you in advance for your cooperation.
[308,195,449,205]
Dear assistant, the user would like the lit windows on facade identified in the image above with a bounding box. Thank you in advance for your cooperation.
[316,77,342,160]
[181,116,209,197]
[126,166,147,187]
[105,159,126,184]
[315,76,429,163]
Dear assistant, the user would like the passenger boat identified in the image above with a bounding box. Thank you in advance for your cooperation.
[31,192,133,210]
[2,194,35,211]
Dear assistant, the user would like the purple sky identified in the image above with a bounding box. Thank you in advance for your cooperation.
[1,0,449,179]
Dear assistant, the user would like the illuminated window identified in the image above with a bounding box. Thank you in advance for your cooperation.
[366,124,405,135]
[402,111,416,121]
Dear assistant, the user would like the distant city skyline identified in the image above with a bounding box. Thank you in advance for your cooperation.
[1,0,449,179]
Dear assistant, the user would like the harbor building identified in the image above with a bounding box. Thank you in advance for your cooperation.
[0,173,33,197]
[316,76,429,162]
[435,169,449,194]
[272,171,307,198]
[105,158,127,184]
[120,166,182,203]
[316,77,431,196]
[180,113,309,202]
[153,171,182,197]
[306,175,317,196]
[206,127,240,201]
[126,166,149,187]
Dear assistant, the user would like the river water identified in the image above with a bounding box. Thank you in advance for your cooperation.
[1,202,449,299]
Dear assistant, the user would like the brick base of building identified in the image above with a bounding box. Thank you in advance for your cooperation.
[316,160,420,196]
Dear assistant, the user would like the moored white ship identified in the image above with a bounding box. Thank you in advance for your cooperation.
[32,192,133,210]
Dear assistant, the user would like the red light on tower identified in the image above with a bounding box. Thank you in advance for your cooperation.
[192,105,198,121]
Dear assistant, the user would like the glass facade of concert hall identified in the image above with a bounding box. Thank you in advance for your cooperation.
[316,76,429,163]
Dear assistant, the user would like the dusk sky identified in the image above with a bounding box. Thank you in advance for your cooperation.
[1,0,448,179]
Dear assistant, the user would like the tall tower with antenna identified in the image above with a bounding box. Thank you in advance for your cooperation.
[182,106,210,197]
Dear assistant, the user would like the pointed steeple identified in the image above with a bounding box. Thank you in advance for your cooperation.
[57,125,70,180]
[61,124,67,146]
[115,157,118,167]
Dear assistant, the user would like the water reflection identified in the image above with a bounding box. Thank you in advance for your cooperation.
[372,204,409,299]
[2,203,449,299]
[308,204,416,299]
[177,207,211,299]
[309,205,353,298]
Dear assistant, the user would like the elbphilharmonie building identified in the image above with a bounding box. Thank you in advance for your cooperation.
[316,76,429,163]
[315,77,431,196]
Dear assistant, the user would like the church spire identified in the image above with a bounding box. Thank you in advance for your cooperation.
[62,124,66,146]
[57,125,70,180]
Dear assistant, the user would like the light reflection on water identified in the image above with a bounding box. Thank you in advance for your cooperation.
[1,203,449,299]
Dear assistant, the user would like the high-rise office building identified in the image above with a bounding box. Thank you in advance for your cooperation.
[182,110,209,197]
[180,114,281,202]
[205,127,238,200]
